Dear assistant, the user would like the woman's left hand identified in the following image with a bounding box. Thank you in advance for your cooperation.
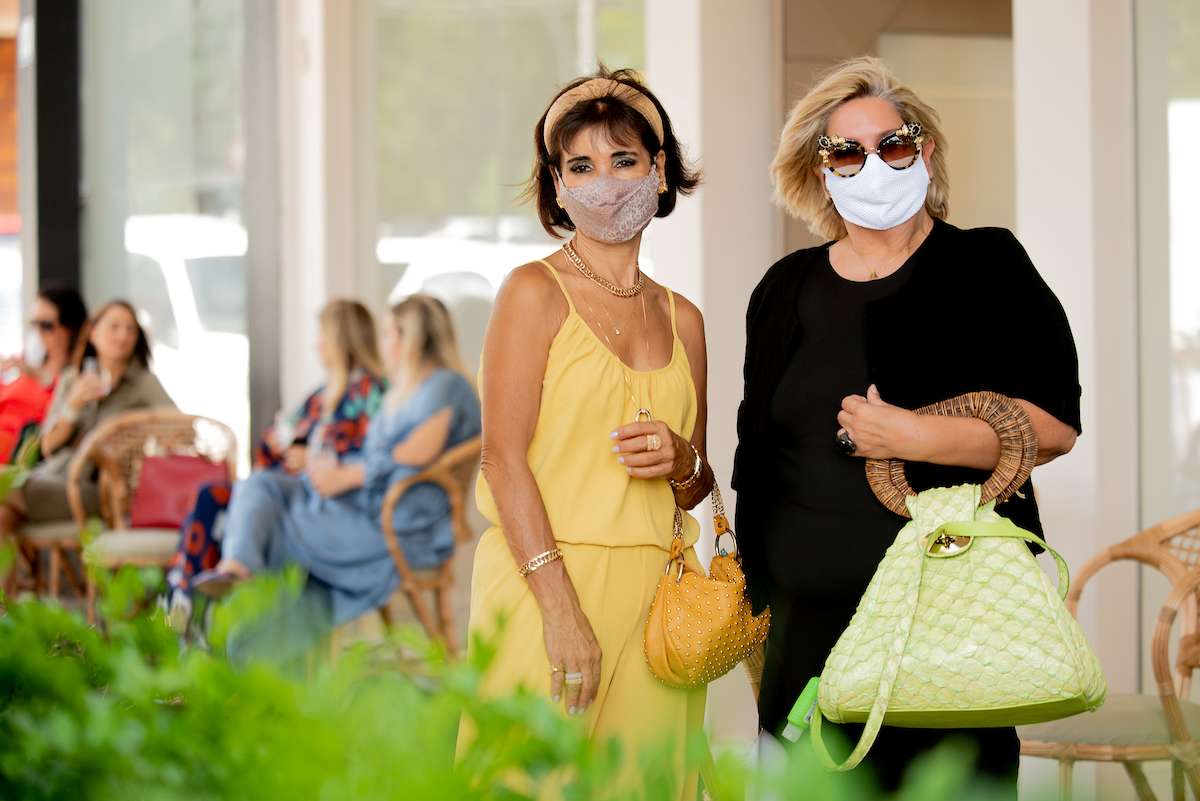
[612,420,693,481]
[837,385,923,460]
[307,465,346,498]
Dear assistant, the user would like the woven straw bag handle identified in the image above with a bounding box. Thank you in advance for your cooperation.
[809,522,1068,771]
[865,391,1039,519]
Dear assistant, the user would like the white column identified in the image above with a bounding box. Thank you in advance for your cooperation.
[16,2,36,312]
[645,0,784,748]
[276,0,365,406]
[1013,0,1139,798]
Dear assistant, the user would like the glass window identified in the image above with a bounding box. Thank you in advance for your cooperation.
[126,253,180,351]
[1138,0,1200,709]
[373,0,644,375]
[81,0,250,472]
[186,256,247,336]
[1138,0,1200,521]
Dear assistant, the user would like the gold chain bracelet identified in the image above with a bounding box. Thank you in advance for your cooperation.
[668,441,703,491]
[519,548,564,577]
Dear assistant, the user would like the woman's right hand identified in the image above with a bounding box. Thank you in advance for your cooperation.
[283,445,307,473]
[540,589,603,716]
[67,373,107,411]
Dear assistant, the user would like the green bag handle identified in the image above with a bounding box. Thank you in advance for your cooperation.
[810,518,1070,771]
[936,520,1070,599]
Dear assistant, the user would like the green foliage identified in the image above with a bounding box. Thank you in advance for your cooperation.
[0,566,1067,801]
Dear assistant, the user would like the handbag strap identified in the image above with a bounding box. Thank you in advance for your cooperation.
[934,519,1070,599]
[710,483,740,557]
[811,535,923,771]
[809,518,1069,771]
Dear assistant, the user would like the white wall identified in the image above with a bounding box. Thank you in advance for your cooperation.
[878,32,1015,232]
[276,0,366,408]
[1013,0,1140,797]
[645,0,784,746]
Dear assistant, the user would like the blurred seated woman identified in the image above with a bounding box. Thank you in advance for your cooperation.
[167,299,388,617]
[0,286,89,463]
[0,300,174,538]
[194,294,481,628]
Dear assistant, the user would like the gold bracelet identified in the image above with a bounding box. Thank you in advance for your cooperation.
[668,442,703,491]
[519,548,564,577]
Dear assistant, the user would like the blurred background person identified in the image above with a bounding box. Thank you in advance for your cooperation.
[0,286,88,463]
[0,301,175,567]
[170,299,389,618]
[194,294,480,633]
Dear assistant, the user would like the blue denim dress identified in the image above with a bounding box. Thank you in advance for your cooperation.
[222,369,481,626]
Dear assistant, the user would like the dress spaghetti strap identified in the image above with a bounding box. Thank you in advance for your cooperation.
[537,259,576,314]
[666,287,681,342]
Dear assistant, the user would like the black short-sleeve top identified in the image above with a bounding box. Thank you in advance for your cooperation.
[732,219,1082,611]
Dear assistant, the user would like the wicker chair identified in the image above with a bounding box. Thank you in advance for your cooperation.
[377,436,481,655]
[64,409,237,624]
[1019,508,1200,801]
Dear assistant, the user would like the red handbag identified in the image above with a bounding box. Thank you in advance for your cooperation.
[129,454,229,529]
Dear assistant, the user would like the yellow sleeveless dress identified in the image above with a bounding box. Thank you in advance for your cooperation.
[462,260,706,799]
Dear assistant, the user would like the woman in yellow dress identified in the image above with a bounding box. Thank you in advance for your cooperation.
[461,69,712,797]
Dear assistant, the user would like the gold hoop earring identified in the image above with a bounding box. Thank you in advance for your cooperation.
[556,197,565,208]
[658,179,668,195]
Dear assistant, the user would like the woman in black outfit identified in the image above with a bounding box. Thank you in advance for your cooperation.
[734,57,1082,792]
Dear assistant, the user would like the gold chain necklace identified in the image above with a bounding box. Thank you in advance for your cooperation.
[563,240,644,298]
[577,284,655,421]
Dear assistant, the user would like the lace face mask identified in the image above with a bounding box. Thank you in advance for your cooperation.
[556,166,661,244]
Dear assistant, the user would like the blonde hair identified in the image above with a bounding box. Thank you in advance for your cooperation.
[388,294,467,393]
[772,56,950,241]
[319,299,386,413]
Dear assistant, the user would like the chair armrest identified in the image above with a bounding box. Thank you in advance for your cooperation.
[65,421,113,530]
[1152,567,1200,743]
[379,437,483,581]
[1065,542,1170,617]
[380,468,441,586]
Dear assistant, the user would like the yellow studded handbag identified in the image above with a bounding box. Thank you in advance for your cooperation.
[644,484,771,689]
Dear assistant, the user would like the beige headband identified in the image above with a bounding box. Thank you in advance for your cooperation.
[542,78,665,151]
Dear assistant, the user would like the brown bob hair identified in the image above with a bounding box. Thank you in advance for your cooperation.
[74,300,153,370]
[524,67,701,238]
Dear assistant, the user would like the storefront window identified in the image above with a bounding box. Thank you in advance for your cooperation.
[81,0,249,471]
[374,0,644,374]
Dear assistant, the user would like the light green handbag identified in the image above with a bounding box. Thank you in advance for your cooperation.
[805,483,1107,771]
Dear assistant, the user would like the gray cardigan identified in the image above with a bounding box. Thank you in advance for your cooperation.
[38,363,176,478]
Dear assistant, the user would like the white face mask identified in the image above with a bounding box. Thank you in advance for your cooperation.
[825,153,930,231]
[23,328,46,367]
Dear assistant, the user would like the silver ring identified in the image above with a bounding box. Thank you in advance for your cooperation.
[836,429,857,456]
[564,672,584,685]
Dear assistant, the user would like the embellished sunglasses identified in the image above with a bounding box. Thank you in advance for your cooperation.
[818,122,924,178]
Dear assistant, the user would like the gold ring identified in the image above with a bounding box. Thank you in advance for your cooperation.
[550,665,565,674]
[647,434,662,452]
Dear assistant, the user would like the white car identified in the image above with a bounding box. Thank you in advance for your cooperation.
[379,219,557,376]
[379,215,658,376]
[125,214,250,474]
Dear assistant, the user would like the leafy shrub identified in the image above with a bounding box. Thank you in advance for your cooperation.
[0,452,1058,801]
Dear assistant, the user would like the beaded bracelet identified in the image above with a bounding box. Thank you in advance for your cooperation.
[519,548,564,577]
[668,441,703,491]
